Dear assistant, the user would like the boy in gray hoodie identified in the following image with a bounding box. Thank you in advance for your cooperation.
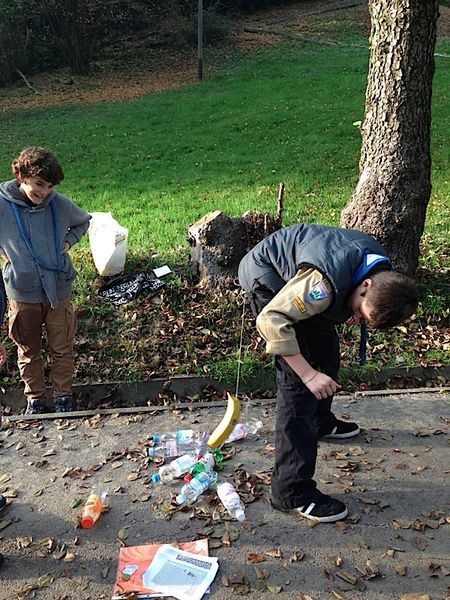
[0,147,91,414]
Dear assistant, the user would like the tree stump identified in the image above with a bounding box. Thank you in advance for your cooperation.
[188,210,247,286]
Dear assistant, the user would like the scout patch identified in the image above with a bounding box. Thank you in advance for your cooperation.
[306,281,329,302]
[293,296,307,313]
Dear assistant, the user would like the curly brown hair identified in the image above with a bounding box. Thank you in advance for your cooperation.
[12,147,64,185]
[365,271,419,329]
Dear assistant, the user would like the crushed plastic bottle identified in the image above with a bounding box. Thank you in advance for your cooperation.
[176,470,218,505]
[148,429,210,459]
[151,453,196,484]
[81,484,108,529]
[217,482,246,522]
[184,449,223,482]
[225,419,263,443]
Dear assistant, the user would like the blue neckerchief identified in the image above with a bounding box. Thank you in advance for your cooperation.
[351,252,392,366]
[11,200,66,273]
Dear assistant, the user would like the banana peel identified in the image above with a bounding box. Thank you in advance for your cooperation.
[207,392,241,449]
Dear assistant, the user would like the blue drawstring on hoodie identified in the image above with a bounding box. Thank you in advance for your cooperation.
[10,200,67,273]
[351,252,392,367]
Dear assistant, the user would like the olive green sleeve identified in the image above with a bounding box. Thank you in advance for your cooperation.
[256,267,333,356]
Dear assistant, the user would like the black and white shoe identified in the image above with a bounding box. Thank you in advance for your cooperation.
[294,492,348,523]
[24,399,46,415]
[54,396,74,413]
[321,420,360,439]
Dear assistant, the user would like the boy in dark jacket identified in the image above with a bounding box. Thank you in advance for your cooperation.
[0,147,91,415]
[238,224,418,523]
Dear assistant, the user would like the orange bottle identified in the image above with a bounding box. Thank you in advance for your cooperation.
[81,485,108,529]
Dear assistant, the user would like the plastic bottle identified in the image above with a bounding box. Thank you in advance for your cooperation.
[176,471,218,505]
[151,453,196,484]
[225,419,263,443]
[217,482,246,522]
[184,449,223,483]
[81,484,108,529]
[148,429,210,459]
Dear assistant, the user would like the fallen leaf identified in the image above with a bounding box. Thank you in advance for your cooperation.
[38,574,55,587]
[396,564,407,576]
[411,536,428,551]
[265,547,283,559]
[247,553,265,564]
[290,550,305,563]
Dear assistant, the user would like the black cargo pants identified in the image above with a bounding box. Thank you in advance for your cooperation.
[249,286,340,510]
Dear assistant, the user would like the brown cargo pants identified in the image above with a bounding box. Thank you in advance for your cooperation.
[8,297,75,401]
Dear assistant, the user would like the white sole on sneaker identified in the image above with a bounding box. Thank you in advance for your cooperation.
[322,426,361,439]
[295,502,348,523]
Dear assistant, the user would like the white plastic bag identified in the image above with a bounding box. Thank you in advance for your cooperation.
[88,212,128,276]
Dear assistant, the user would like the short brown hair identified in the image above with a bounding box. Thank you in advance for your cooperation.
[365,271,419,329]
[12,147,64,185]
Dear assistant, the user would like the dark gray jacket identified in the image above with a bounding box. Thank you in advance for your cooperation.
[238,224,390,324]
[0,180,91,308]
[0,272,5,327]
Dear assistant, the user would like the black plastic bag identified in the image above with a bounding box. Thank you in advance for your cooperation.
[98,271,165,306]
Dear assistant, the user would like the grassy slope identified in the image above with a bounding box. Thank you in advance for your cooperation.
[0,31,448,389]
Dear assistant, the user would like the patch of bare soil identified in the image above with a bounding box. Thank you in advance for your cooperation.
[0,1,448,113]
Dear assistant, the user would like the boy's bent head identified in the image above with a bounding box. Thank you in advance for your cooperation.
[364,271,419,329]
[12,147,64,186]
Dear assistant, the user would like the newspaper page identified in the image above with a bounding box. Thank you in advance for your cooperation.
[142,544,219,600]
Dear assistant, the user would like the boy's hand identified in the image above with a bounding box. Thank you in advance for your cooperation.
[0,248,9,264]
[62,242,71,254]
[0,344,6,367]
[304,371,341,400]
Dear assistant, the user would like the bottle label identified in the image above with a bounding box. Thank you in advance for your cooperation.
[164,440,178,457]
[218,483,236,501]
[176,430,195,446]
[190,472,214,493]
[176,454,195,471]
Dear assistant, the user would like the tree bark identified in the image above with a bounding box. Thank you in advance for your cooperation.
[340,0,439,275]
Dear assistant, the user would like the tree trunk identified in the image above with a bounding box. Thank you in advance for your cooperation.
[188,211,247,286]
[340,0,438,275]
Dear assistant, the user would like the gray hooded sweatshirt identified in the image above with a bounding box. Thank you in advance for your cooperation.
[0,179,91,308]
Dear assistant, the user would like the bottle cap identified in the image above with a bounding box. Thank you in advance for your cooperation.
[152,435,161,443]
[81,516,94,529]
[151,473,161,484]
[236,509,246,522]
[183,473,193,483]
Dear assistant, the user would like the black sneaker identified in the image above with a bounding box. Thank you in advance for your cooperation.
[294,492,348,523]
[25,399,46,415]
[321,420,360,439]
[54,395,74,413]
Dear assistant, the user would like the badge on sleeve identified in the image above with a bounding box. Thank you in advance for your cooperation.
[293,297,307,313]
[306,281,329,302]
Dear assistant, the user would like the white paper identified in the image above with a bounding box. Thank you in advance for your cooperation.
[142,544,218,600]
[153,265,172,278]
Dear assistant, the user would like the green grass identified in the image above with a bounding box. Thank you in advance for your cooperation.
[0,34,449,388]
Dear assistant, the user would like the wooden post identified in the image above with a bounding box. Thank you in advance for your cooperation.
[276,182,285,228]
[198,0,203,81]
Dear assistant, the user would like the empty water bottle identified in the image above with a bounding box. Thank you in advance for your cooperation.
[148,429,209,459]
[225,419,263,443]
[176,471,218,505]
[217,482,246,522]
[184,449,223,482]
[151,453,196,484]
